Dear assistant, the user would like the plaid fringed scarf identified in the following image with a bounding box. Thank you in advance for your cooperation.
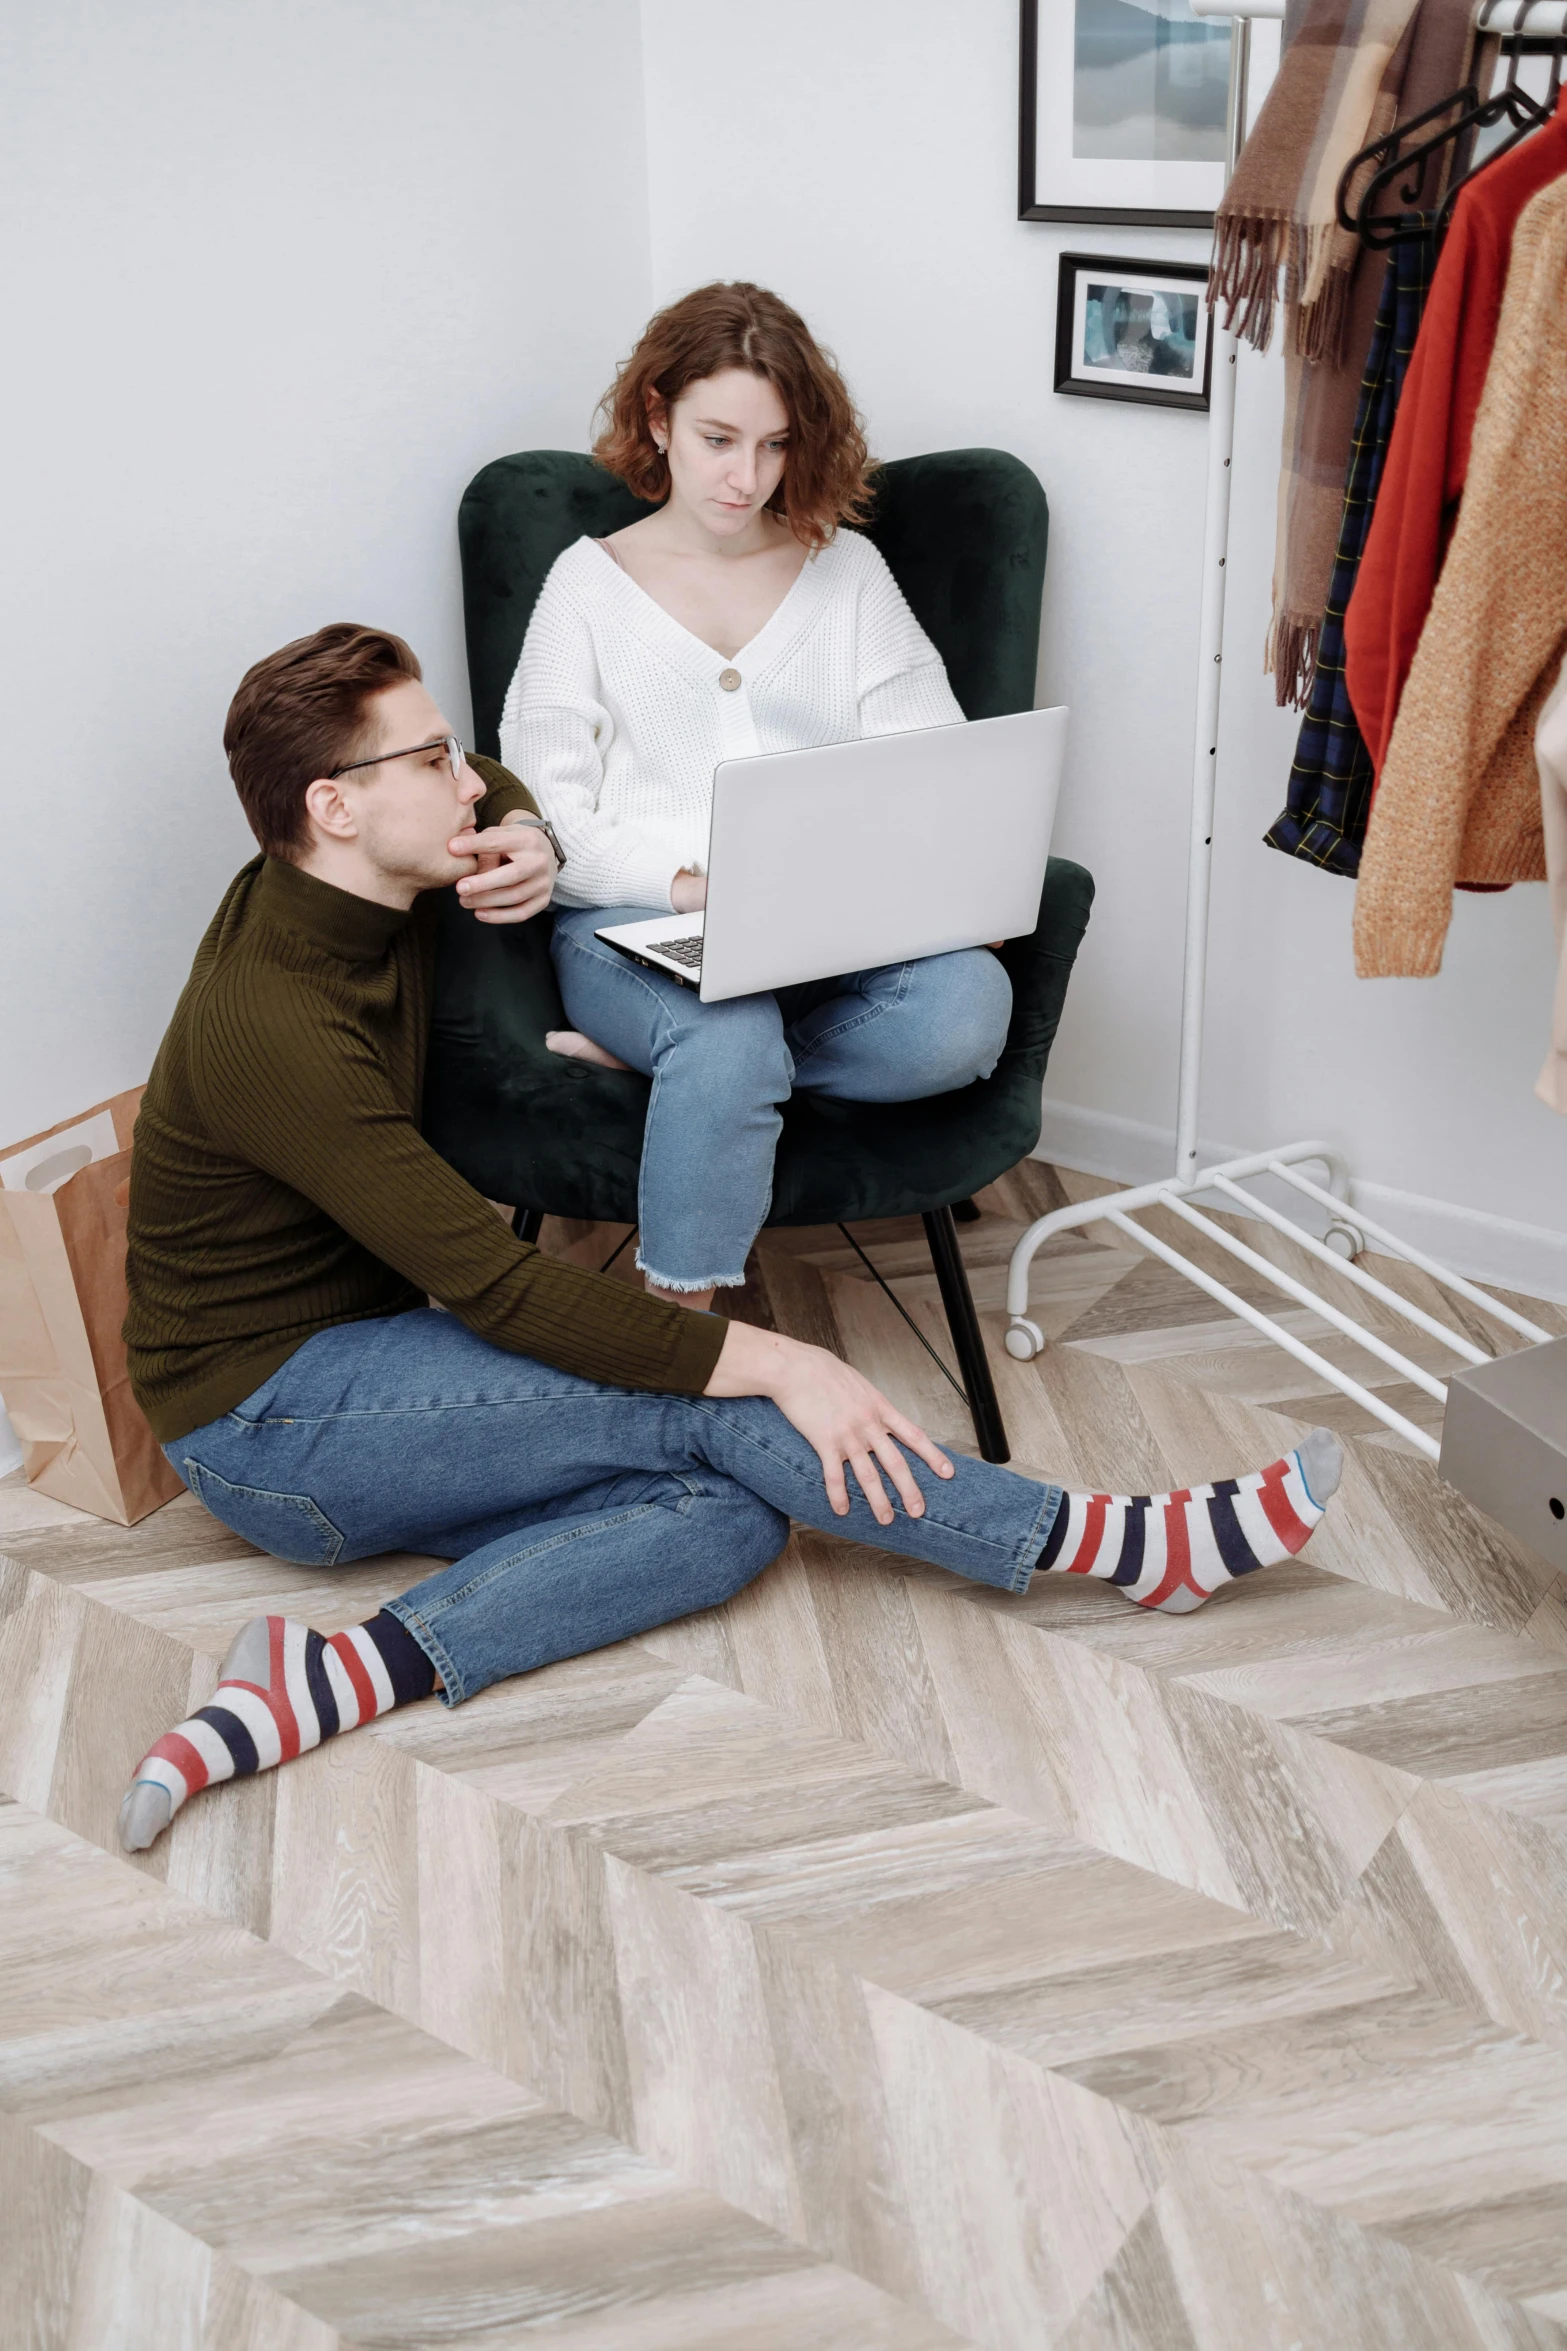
[1213,0,1476,707]
[1263,226,1436,872]
[1212,0,1422,359]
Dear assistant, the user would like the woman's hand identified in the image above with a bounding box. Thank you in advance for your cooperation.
[671,868,708,914]
[706,1321,954,1522]
[450,821,559,924]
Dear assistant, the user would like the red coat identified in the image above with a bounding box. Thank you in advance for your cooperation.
[1345,97,1567,777]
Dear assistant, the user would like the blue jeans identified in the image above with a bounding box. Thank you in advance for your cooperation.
[164,1309,1061,1705]
[552,910,1012,1290]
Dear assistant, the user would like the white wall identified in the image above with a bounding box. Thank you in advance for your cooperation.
[1,0,652,1148]
[641,0,1567,1288]
[0,0,654,1469]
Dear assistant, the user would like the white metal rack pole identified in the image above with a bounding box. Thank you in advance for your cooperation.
[1173,0,1256,1184]
[1003,0,1553,1448]
[1484,0,1567,32]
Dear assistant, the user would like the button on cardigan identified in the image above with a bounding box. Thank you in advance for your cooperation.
[498,530,965,912]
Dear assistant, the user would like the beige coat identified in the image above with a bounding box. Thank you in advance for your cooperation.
[1536,655,1567,1113]
[1353,171,1567,979]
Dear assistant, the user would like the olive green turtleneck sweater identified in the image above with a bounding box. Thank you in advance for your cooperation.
[124,771,725,1440]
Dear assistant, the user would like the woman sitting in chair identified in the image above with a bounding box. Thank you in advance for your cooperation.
[497,280,1012,1309]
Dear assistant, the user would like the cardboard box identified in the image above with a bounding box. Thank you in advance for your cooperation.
[1440,1336,1567,1577]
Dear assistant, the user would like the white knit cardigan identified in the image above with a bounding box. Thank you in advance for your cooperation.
[498,530,965,910]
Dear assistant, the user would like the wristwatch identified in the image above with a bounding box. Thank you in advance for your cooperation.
[508,813,566,870]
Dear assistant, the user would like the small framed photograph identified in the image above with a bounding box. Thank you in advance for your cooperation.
[1053,253,1214,411]
[1020,0,1233,228]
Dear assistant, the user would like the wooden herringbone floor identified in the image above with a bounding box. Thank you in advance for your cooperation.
[4,1161,1567,2349]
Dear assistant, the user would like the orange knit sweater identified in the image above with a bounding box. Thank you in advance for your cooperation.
[1352,171,1567,979]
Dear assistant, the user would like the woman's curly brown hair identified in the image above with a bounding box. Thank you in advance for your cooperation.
[593,282,872,551]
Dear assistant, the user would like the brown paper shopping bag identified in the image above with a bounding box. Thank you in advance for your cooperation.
[0,1088,182,1524]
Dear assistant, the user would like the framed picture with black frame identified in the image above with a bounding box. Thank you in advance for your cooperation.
[1053,253,1214,412]
[1019,0,1233,227]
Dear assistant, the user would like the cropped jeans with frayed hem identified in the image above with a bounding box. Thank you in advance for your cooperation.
[551,909,1013,1291]
[163,1308,1062,1705]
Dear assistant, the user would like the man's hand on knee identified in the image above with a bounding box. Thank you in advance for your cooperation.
[705,1322,953,1523]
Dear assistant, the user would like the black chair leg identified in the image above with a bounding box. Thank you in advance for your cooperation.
[512,1205,544,1243]
[952,1197,982,1224]
[922,1206,1009,1464]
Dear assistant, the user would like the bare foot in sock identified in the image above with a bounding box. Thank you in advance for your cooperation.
[545,1029,631,1072]
[118,1611,436,1852]
[1036,1428,1342,1613]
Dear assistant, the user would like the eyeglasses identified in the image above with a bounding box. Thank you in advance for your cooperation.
[325,732,568,870]
[330,733,463,781]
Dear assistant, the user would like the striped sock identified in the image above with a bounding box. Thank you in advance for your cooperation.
[118,1611,436,1852]
[1035,1428,1342,1613]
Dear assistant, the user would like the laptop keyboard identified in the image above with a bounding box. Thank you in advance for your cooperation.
[650,934,704,969]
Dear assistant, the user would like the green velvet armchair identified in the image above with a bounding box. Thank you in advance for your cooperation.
[425,448,1093,1460]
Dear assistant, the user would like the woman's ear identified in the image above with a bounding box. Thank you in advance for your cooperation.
[645,391,669,455]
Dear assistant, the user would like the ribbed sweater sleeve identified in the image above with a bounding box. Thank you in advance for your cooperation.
[190,964,725,1397]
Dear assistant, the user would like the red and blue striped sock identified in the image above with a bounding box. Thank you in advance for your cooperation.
[118,1611,435,1852]
[1035,1428,1341,1612]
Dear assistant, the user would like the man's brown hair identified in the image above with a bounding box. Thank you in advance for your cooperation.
[593,282,872,551]
[224,623,422,860]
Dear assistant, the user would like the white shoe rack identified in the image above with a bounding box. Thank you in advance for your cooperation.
[1003,0,1553,1460]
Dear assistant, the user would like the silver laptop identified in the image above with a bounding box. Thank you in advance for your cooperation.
[595,706,1068,1004]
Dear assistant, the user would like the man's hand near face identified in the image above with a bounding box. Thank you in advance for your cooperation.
[449,819,558,924]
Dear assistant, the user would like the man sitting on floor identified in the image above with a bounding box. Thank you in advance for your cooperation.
[118,623,1342,1850]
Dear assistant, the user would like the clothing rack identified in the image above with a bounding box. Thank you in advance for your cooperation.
[1482,0,1567,33]
[1338,0,1567,245]
[1003,0,1552,1461]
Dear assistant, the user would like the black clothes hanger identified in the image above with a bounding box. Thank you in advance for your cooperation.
[1435,20,1565,227]
[1335,4,1566,249]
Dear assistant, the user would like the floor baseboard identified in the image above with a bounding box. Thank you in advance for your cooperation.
[1037,1100,1567,1306]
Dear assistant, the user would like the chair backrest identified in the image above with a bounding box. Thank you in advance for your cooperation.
[457,447,1049,755]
